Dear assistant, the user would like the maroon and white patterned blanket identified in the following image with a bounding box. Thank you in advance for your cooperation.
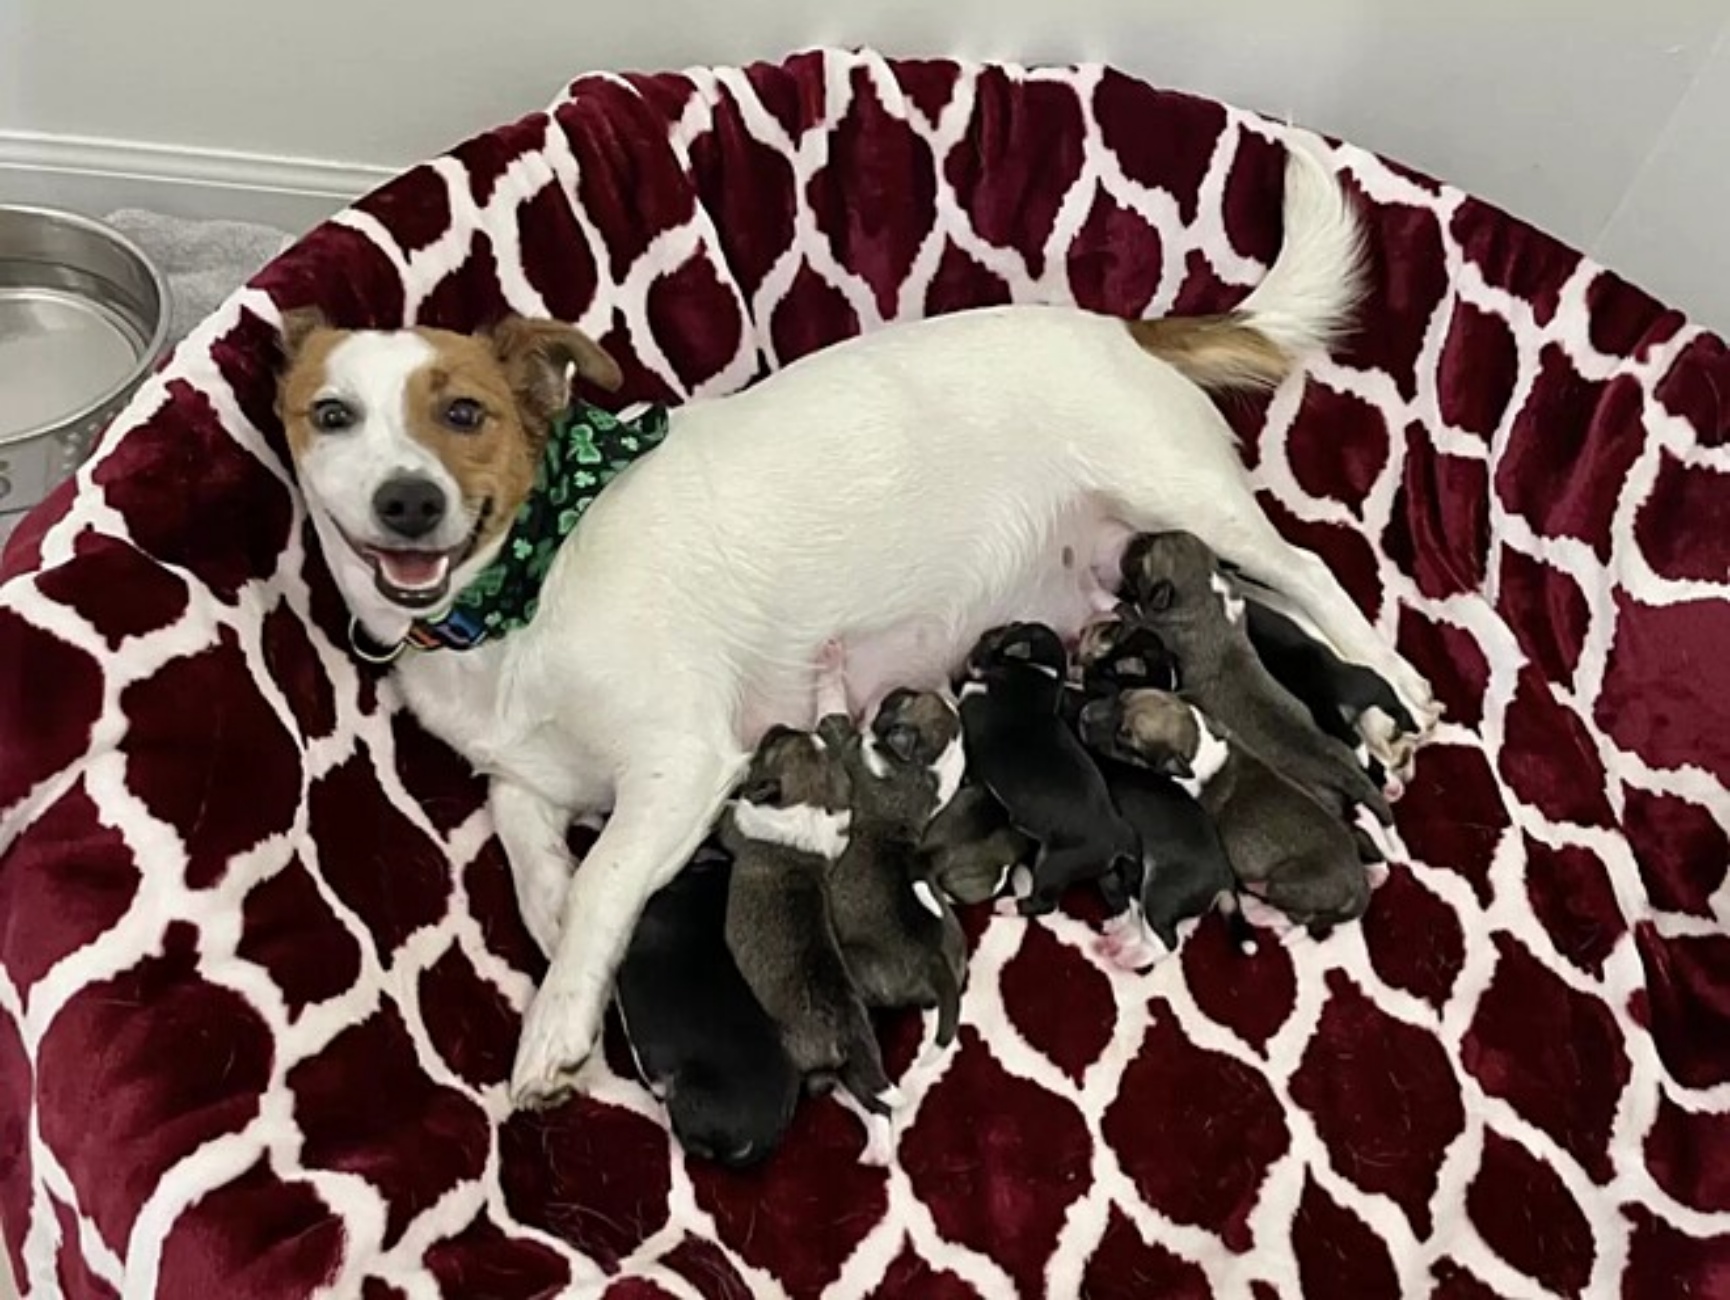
[2,49,1727,1299]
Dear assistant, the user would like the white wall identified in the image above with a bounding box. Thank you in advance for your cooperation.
[0,1,1726,319]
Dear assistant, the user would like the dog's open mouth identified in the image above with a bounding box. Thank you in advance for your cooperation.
[337,529,474,610]
[366,547,458,608]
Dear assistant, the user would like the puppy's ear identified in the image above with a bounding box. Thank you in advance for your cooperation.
[491,316,624,426]
[1002,639,1032,661]
[278,307,328,362]
[1145,579,1176,613]
[740,774,783,805]
[880,724,920,765]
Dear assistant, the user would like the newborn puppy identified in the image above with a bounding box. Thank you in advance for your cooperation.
[720,726,896,1116]
[826,690,968,1045]
[1121,532,1392,825]
[959,622,1138,914]
[1085,689,1371,933]
[920,784,1034,904]
[1241,598,1413,792]
[1074,613,1180,696]
[1068,613,1244,967]
[616,844,798,1167]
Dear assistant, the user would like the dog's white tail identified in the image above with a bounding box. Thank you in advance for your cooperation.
[1128,136,1365,390]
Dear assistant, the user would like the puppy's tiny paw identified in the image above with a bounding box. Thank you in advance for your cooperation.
[1366,860,1392,891]
[993,896,1023,918]
[859,1115,896,1167]
[1093,912,1168,972]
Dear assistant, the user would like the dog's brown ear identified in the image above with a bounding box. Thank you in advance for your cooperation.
[279,306,328,361]
[491,316,624,426]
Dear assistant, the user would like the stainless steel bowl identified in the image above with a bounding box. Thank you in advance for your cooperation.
[0,206,170,539]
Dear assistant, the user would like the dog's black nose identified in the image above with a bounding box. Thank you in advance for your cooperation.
[372,475,447,540]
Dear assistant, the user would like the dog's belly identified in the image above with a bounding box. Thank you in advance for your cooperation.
[738,510,1132,737]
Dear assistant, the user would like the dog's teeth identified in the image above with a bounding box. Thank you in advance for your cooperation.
[377,551,451,590]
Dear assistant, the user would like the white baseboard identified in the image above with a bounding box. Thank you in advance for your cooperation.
[0,130,397,235]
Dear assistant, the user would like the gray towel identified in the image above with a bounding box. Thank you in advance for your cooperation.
[104,209,293,346]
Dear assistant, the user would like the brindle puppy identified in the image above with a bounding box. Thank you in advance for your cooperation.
[1082,689,1371,934]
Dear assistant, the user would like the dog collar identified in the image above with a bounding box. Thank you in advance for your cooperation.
[349,400,671,662]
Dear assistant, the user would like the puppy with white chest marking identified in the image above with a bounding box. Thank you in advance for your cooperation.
[1086,689,1372,933]
[1121,531,1394,826]
[1069,613,1248,967]
[718,726,897,1117]
[824,690,968,1046]
[276,140,1441,1104]
[615,844,798,1167]
[960,623,1138,915]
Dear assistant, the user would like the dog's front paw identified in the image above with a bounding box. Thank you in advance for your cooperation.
[510,982,603,1109]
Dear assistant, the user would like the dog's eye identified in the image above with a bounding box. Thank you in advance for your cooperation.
[441,398,486,432]
[310,399,356,432]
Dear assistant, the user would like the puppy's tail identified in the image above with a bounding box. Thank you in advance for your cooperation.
[1127,134,1365,391]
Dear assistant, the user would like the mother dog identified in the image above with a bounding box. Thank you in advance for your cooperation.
[276,139,1437,1106]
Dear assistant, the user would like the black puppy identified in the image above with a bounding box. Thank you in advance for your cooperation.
[1074,614,1180,696]
[959,622,1137,915]
[1069,614,1249,967]
[720,726,897,1120]
[1241,599,1413,792]
[616,844,799,1167]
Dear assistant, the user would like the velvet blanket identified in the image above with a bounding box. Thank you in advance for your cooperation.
[2,49,1726,1299]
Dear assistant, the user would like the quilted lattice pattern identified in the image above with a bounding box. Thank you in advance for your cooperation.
[3,49,1728,1298]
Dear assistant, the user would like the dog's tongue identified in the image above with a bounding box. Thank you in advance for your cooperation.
[376,550,450,591]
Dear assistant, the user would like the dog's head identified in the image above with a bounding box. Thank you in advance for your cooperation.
[853,689,965,828]
[965,621,1068,681]
[1120,531,1229,623]
[1077,688,1201,778]
[737,725,852,816]
[1075,614,1179,695]
[275,310,621,626]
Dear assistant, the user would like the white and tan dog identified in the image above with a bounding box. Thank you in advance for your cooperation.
[276,142,1439,1107]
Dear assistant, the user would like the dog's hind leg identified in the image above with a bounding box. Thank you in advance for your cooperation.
[510,742,747,1108]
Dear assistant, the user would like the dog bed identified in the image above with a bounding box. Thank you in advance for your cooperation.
[3,48,1727,1299]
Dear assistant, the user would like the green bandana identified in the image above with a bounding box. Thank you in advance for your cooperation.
[404,400,671,653]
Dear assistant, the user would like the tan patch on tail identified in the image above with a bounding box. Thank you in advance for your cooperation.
[1127,313,1290,391]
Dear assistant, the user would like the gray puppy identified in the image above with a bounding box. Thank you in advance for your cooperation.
[824,689,969,1046]
[720,726,898,1116]
[920,784,1034,905]
[1083,689,1371,933]
[1121,531,1393,825]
